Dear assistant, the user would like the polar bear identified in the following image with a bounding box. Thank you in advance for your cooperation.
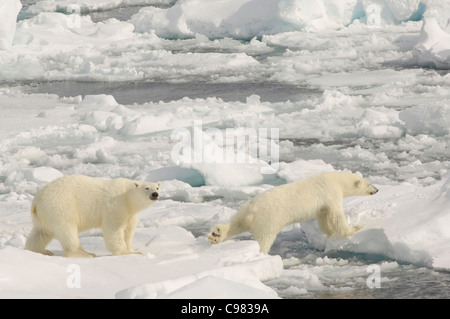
[208,172,378,254]
[25,175,161,258]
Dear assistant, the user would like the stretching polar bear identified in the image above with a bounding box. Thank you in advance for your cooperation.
[208,172,378,254]
[25,175,161,258]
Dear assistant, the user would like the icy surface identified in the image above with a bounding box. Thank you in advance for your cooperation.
[1,0,450,299]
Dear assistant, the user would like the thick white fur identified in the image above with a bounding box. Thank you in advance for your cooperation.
[208,172,378,254]
[25,175,160,258]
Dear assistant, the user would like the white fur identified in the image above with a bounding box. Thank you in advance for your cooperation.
[25,175,161,258]
[208,172,378,254]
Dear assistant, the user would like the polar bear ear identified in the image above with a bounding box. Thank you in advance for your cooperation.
[135,182,140,188]
[354,180,362,188]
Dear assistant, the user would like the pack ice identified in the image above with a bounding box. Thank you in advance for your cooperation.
[0,0,450,299]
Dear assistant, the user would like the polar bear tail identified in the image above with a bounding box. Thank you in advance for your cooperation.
[30,201,44,226]
[31,201,37,217]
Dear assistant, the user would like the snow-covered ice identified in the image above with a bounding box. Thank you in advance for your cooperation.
[1,0,450,299]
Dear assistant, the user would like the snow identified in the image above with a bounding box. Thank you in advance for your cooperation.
[1,0,450,299]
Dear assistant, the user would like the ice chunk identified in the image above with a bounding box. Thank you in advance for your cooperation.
[361,0,424,25]
[130,0,363,39]
[130,0,439,39]
[23,167,64,184]
[399,101,450,135]
[356,108,405,139]
[277,159,334,183]
[76,95,119,110]
[116,240,282,299]
[163,275,279,299]
[413,17,450,69]
[140,166,205,187]
[131,0,282,39]
[0,0,22,50]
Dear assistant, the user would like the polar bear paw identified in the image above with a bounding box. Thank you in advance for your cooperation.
[207,225,227,244]
[127,250,143,255]
[42,250,54,256]
[344,224,363,236]
[64,250,96,258]
[353,224,363,233]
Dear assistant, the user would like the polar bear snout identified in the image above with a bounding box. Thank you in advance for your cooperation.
[150,192,159,200]
[141,181,161,201]
[369,186,379,195]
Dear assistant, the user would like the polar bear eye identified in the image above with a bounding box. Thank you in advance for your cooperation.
[145,187,149,190]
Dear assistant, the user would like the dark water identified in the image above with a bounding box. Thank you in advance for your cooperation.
[19,80,319,104]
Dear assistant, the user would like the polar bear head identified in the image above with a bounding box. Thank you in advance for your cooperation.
[133,181,161,204]
[353,176,378,196]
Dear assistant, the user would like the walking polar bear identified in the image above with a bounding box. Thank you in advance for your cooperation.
[25,175,161,258]
[208,172,378,254]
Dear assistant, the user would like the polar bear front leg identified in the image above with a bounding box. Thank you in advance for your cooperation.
[327,203,363,237]
[25,226,55,256]
[317,207,334,236]
[55,227,95,258]
[252,230,277,254]
[103,227,128,256]
[208,213,254,244]
[124,215,142,254]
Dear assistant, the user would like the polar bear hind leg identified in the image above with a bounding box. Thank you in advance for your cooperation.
[25,226,54,256]
[207,224,230,244]
[207,210,254,244]
[55,226,95,258]
[252,230,278,254]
